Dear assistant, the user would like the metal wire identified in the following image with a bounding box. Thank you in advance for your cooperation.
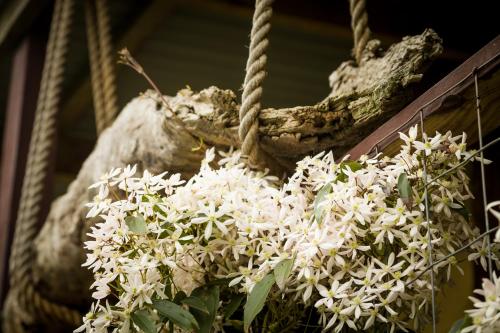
[406,226,500,286]
[402,137,500,286]
[474,69,494,281]
[357,50,500,331]
[423,137,500,190]
[419,110,437,333]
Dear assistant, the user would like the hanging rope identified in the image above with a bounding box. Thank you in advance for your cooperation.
[239,0,274,166]
[85,0,106,134]
[7,0,117,329]
[7,0,81,327]
[349,0,371,64]
[85,0,118,135]
[95,0,118,128]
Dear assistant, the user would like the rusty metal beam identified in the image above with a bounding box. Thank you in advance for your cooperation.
[0,35,45,307]
[348,35,500,159]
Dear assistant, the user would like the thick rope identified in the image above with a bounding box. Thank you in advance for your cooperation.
[85,0,118,135]
[8,0,63,286]
[239,0,274,165]
[349,0,371,65]
[6,0,82,328]
[95,0,118,128]
[85,0,106,134]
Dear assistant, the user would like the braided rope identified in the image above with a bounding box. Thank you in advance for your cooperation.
[8,0,63,285]
[349,0,371,65]
[85,0,106,134]
[239,0,273,165]
[85,0,118,135]
[95,0,118,130]
[7,0,82,327]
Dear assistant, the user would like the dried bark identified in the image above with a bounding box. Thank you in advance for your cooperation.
[3,29,442,331]
[174,29,442,162]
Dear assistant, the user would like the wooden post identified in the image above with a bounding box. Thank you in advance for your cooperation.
[0,35,45,307]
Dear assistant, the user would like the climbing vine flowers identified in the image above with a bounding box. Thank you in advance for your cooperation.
[77,126,498,333]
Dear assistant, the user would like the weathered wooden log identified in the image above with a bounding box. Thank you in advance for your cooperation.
[3,29,442,331]
[173,29,443,162]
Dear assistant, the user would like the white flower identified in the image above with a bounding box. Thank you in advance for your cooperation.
[486,201,500,243]
[400,125,418,145]
[468,238,490,271]
[74,303,97,332]
[191,202,231,240]
[340,290,375,319]
[448,132,467,159]
[315,280,351,309]
[79,127,483,333]
[91,277,112,300]
[297,268,321,303]
[85,185,111,218]
[89,167,121,189]
[413,132,442,156]
[462,273,500,333]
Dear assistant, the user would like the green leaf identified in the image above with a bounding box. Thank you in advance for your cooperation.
[190,285,220,333]
[448,315,472,333]
[224,293,244,319]
[153,299,199,331]
[182,296,209,314]
[131,309,156,333]
[448,318,464,333]
[273,258,294,290]
[125,215,148,234]
[335,161,363,183]
[313,183,332,224]
[397,172,413,208]
[244,274,275,332]
[344,161,362,172]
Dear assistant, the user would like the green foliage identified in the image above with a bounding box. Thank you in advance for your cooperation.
[153,299,199,331]
[274,258,294,290]
[190,285,220,333]
[313,183,332,224]
[244,274,275,332]
[131,309,156,333]
[224,293,244,320]
[125,215,148,234]
[182,296,210,314]
[448,316,472,333]
[313,161,363,224]
[336,161,363,183]
[397,172,413,207]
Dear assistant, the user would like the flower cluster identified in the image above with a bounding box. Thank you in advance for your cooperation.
[462,274,500,333]
[78,126,496,333]
[258,127,485,332]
